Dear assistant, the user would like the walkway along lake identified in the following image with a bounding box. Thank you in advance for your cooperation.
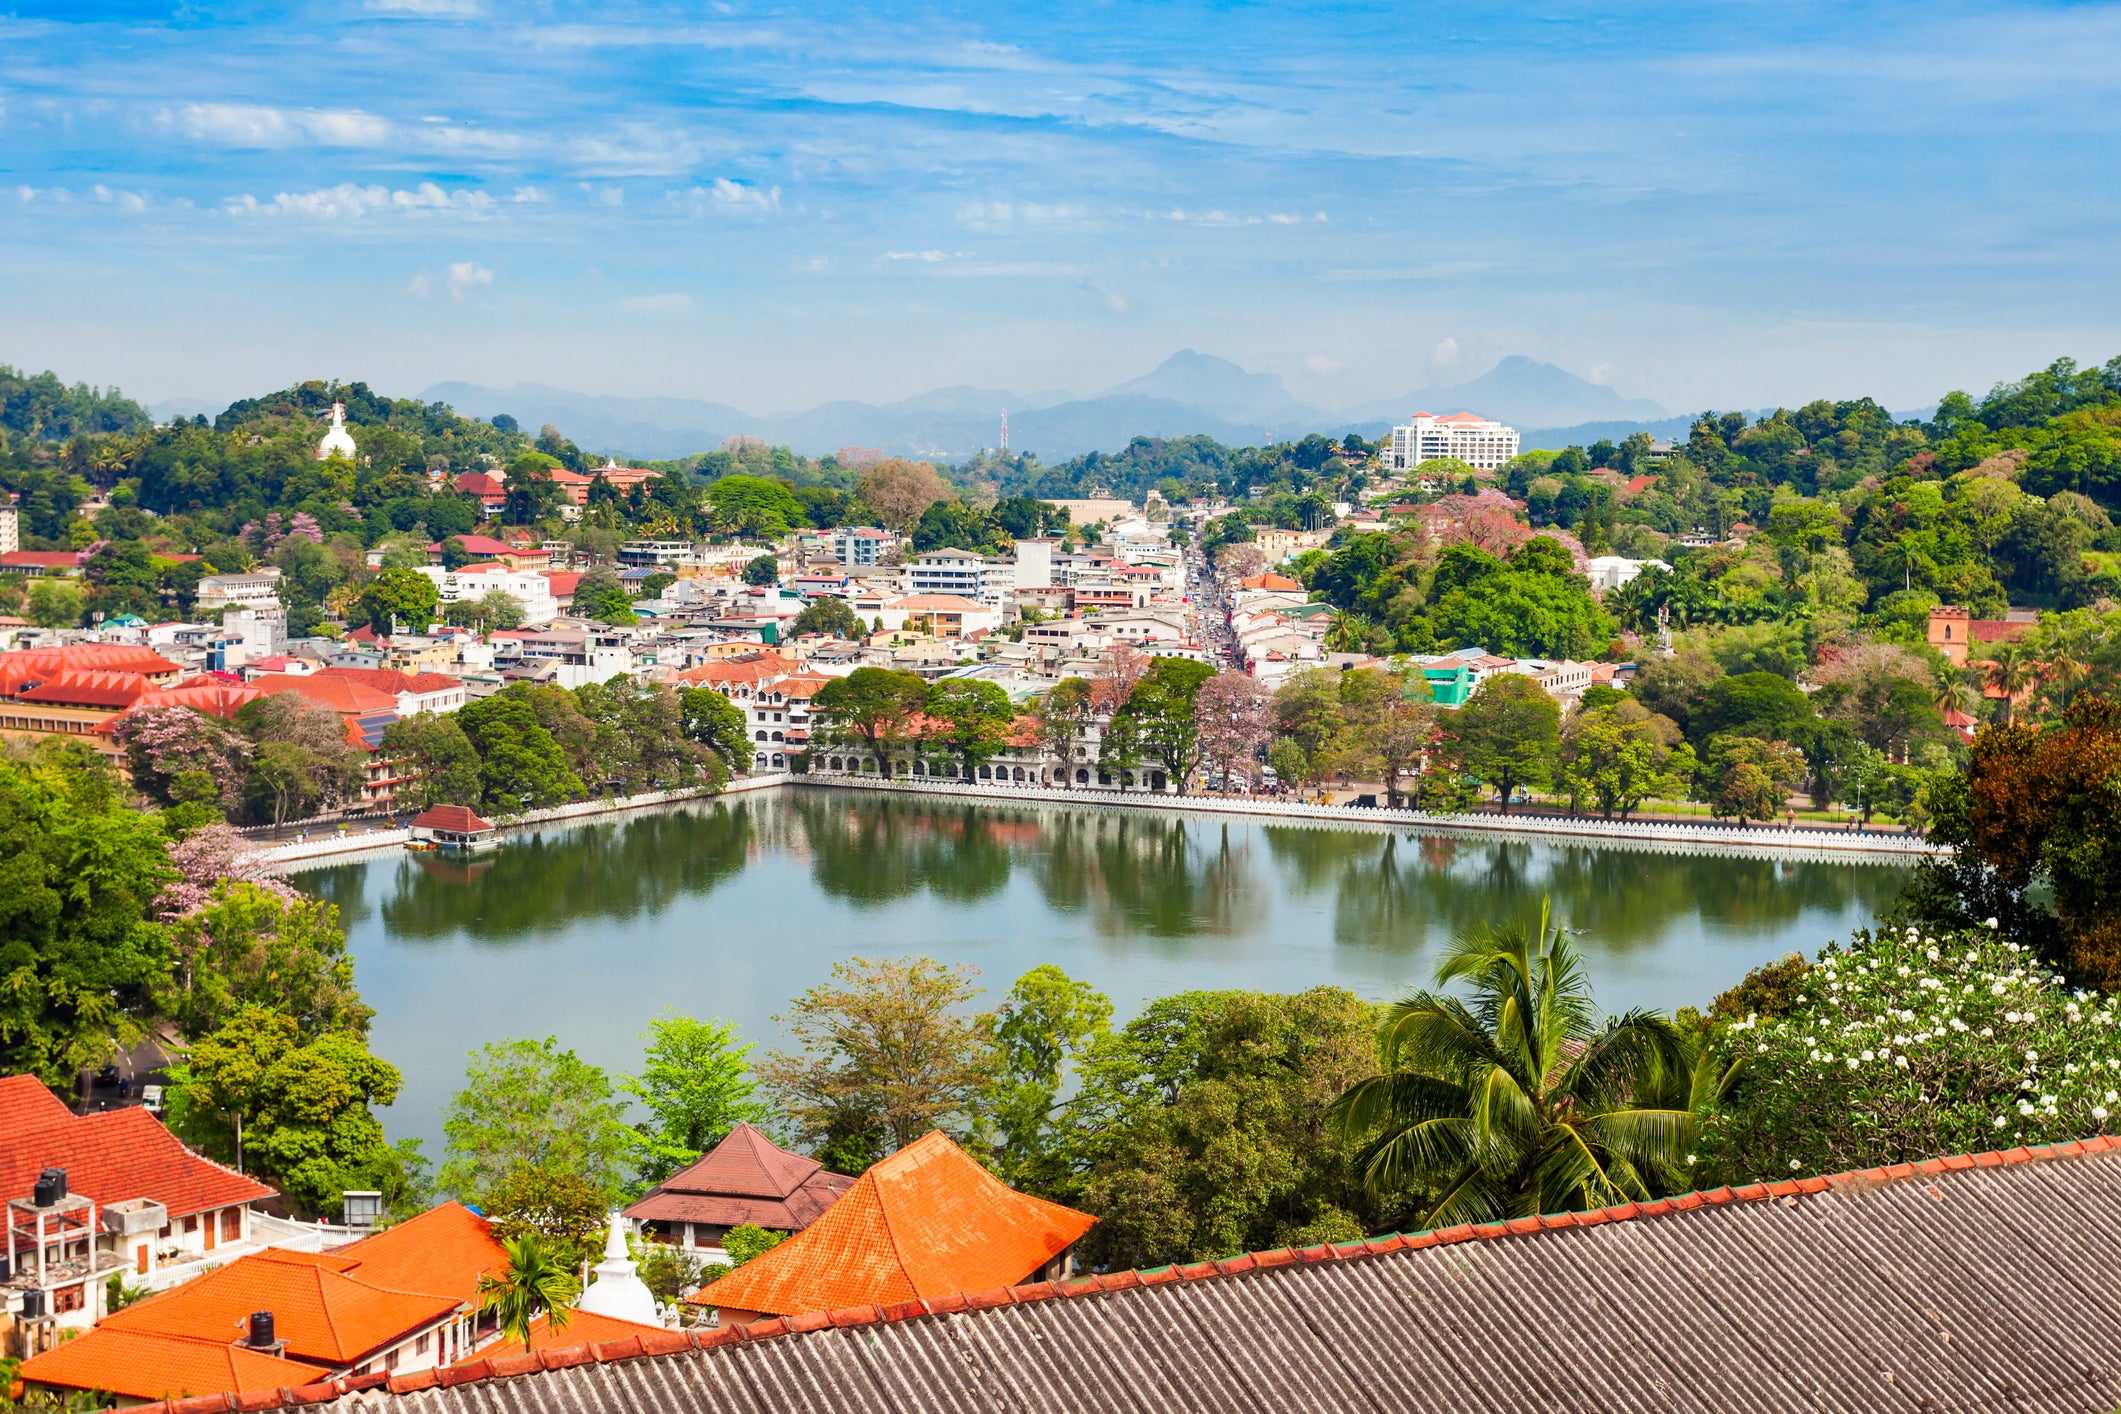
[292,789,1916,1150]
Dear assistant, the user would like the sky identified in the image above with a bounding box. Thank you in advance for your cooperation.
[2,0,2119,418]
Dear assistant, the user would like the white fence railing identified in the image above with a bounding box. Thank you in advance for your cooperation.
[793,774,1948,860]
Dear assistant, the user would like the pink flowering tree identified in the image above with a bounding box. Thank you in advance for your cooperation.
[161,822,304,919]
[122,706,252,809]
[1193,670,1272,793]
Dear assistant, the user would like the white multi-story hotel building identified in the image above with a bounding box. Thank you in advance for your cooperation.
[1387,412,1521,471]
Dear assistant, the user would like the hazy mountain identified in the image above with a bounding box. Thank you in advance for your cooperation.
[1344,356,1667,429]
[419,353,1670,462]
[148,397,223,424]
[1099,349,1319,426]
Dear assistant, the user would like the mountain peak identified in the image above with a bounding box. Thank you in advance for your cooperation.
[1101,349,1316,424]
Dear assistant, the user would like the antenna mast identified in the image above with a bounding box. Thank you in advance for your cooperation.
[999,409,1009,457]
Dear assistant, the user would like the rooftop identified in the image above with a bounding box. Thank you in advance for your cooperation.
[625,1123,853,1234]
[0,1074,274,1220]
[118,1135,2121,1414]
[18,1327,328,1404]
[687,1130,1093,1317]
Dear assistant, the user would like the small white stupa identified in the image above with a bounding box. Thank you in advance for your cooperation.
[575,1210,658,1326]
[318,401,358,461]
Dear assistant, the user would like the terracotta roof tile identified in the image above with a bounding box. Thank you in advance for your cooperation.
[331,1202,509,1305]
[626,1123,853,1232]
[407,805,494,834]
[0,1083,274,1219]
[450,1310,664,1365]
[688,1131,1092,1316]
[19,1328,329,1403]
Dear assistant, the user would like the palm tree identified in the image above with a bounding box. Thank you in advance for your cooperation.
[1985,640,2035,723]
[1330,903,1696,1226]
[477,1233,580,1354]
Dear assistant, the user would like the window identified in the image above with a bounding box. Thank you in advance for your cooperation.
[53,1284,85,1314]
[183,1215,199,1233]
[417,1333,431,1357]
[221,1208,242,1242]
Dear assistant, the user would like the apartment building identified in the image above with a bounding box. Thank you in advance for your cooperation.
[1387,412,1521,471]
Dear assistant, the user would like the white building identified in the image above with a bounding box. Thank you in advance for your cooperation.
[1585,555,1671,593]
[907,548,1013,607]
[317,402,357,461]
[833,527,898,567]
[1387,412,1520,471]
[196,568,284,611]
[414,564,561,626]
[0,501,17,555]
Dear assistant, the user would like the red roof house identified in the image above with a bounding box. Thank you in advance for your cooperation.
[625,1123,854,1249]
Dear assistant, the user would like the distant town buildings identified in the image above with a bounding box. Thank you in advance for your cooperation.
[1387,411,1521,471]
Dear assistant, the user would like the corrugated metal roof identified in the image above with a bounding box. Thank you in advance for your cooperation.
[129,1137,2121,1414]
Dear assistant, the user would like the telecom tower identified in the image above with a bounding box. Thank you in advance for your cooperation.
[999,409,1009,457]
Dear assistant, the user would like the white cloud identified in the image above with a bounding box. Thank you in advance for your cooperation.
[92,184,148,213]
[710,178,779,213]
[1080,278,1129,314]
[1587,363,1614,385]
[164,103,391,148]
[510,186,545,203]
[447,261,493,301]
[222,181,494,219]
[406,273,433,300]
[619,293,691,314]
[885,250,947,262]
[1430,336,1461,367]
[1305,354,1342,376]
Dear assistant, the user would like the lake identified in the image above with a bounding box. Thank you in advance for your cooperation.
[293,789,1915,1150]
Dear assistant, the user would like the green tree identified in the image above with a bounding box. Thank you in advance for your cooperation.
[25,577,83,628]
[162,883,371,1042]
[754,957,997,1159]
[571,564,636,626]
[455,693,582,812]
[622,1012,766,1184]
[811,667,931,768]
[1703,736,1805,822]
[923,678,1017,779]
[1051,987,1384,1270]
[477,1233,579,1354]
[354,566,440,634]
[1557,700,1684,818]
[381,712,483,810]
[678,687,750,772]
[721,1223,787,1267]
[988,966,1112,1187]
[232,693,367,826]
[1447,673,1561,811]
[1330,905,1694,1225]
[742,554,779,586]
[481,1167,611,1275]
[0,757,174,1082]
[1691,671,1816,746]
[438,1036,635,1204]
[164,1004,403,1215]
[789,596,865,640]
[442,589,527,634]
[1119,656,1217,787]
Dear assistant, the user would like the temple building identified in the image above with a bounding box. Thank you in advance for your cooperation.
[623,1124,853,1258]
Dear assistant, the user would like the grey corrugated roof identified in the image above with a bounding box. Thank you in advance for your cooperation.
[145,1138,2121,1414]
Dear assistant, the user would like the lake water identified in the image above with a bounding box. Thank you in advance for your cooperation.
[294,789,1915,1150]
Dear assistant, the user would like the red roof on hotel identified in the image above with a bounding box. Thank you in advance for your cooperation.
[0,1074,274,1219]
[314,666,462,696]
[245,673,400,714]
[13,668,160,708]
[430,535,515,557]
[689,1131,1093,1317]
[626,1123,854,1234]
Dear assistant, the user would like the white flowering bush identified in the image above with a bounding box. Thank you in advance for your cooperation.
[1697,921,2121,1183]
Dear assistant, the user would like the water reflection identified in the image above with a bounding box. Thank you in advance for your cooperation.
[375,799,759,942]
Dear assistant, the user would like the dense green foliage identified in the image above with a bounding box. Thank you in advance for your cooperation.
[0,364,149,441]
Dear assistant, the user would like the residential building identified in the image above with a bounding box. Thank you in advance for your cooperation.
[0,1074,276,1330]
[879,593,1001,638]
[412,564,560,627]
[1584,555,1670,592]
[194,568,283,611]
[618,540,696,568]
[907,548,1013,607]
[248,1136,2121,1414]
[0,500,16,555]
[1386,411,1521,471]
[311,667,467,716]
[831,527,897,567]
[1044,497,1136,526]
[492,627,635,689]
[687,1130,1093,1327]
[19,1203,511,1404]
[0,644,189,760]
[625,1123,854,1259]
[0,549,92,577]
[1011,536,1055,589]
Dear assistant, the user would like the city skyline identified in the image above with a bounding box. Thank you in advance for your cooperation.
[4,1,2118,418]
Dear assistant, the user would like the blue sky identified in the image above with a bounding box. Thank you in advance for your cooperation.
[3,0,2118,417]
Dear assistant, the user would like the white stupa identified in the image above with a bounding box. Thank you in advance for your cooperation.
[575,1210,658,1325]
[318,402,358,461]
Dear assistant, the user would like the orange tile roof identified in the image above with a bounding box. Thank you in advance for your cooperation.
[670,653,796,687]
[13,668,159,709]
[313,667,463,696]
[407,805,495,835]
[245,673,401,715]
[103,1248,464,1366]
[1236,573,1303,591]
[0,1077,274,1219]
[18,1327,328,1403]
[331,1202,510,1308]
[451,1309,665,1365]
[688,1131,1093,1318]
